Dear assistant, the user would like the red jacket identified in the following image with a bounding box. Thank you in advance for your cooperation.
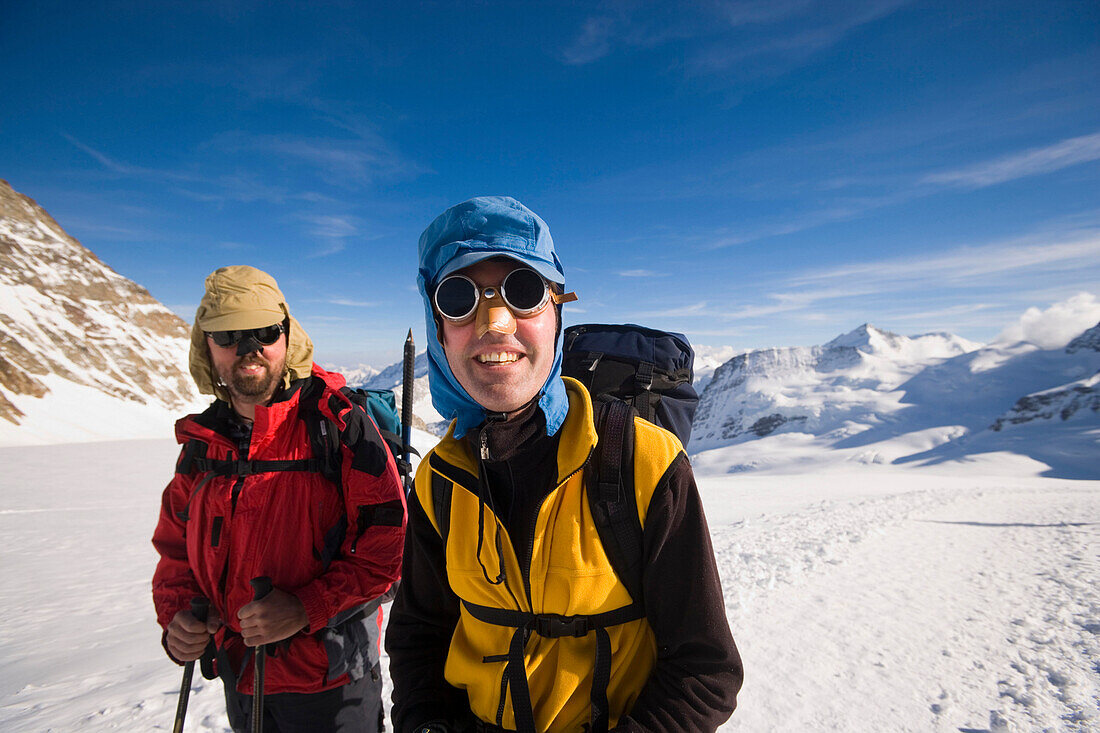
[152,365,406,694]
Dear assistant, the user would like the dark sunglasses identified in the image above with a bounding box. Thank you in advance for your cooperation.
[433,268,560,323]
[205,322,286,348]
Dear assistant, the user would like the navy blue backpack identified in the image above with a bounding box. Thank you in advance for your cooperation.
[563,323,698,446]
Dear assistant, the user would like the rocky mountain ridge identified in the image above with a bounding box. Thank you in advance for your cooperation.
[0,179,202,439]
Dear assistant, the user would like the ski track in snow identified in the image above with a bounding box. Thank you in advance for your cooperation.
[0,441,1097,731]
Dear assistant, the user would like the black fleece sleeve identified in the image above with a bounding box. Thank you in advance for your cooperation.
[384,483,472,733]
[614,453,743,732]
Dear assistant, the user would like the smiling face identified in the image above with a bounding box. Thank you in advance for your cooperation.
[438,258,558,416]
[206,328,288,415]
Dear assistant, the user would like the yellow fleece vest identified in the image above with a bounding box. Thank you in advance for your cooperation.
[414,378,685,731]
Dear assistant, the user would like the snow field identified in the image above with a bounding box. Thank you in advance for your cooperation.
[0,441,1096,731]
[714,475,1099,731]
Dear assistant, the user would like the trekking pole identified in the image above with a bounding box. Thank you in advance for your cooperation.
[249,577,273,733]
[171,597,210,733]
[401,328,415,494]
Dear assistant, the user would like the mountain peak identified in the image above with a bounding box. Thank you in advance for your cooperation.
[824,323,904,352]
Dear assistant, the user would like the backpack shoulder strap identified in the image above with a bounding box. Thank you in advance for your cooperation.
[587,398,645,607]
[296,378,344,490]
[430,468,453,542]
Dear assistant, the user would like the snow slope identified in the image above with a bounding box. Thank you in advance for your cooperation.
[1,441,1096,732]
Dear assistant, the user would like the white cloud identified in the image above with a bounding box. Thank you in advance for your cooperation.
[993,292,1100,349]
[922,131,1100,188]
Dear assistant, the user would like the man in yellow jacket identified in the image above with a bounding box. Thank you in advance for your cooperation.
[385,197,742,733]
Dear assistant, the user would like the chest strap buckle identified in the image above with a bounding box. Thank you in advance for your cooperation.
[535,613,589,638]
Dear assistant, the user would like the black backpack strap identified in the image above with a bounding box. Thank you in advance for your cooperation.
[431,471,453,542]
[176,439,207,475]
[298,381,343,491]
[588,399,645,606]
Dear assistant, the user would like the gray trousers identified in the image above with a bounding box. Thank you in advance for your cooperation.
[223,664,384,733]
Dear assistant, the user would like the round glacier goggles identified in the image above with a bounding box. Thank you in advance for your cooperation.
[433,268,577,327]
[205,322,286,349]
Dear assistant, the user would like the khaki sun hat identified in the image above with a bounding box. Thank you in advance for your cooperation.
[188,265,314,401]
[196,265,288,331]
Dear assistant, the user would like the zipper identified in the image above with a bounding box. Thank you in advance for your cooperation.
[472,429,523,608]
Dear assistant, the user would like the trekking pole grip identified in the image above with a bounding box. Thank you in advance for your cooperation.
[191,596,210,624]
[250,576,273,602]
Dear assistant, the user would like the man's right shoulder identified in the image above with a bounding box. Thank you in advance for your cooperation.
[173,400,228,444]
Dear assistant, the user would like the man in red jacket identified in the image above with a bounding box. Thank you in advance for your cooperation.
[153,265,406,732]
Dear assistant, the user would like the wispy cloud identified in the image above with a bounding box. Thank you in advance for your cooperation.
[691,0,910,74]
[618,269,668,277]
[562,15,619,65]
[64,219,164,242]
[623,224,1100,333]
[294,214,365,257]
[327,298,374,307]
[299,214,360,239]
[207,131,424,187]
[62,133,200,184]
[922,131,1100,189]
[885,303,996,323]
[789,232,1100,290]
[62,133,331,205]
[563,0,911,75]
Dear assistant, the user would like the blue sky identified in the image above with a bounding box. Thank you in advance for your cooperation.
[2,0,1099,367]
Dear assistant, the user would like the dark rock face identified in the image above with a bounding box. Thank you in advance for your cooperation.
[990,377,1100,430]
[1066,322,1100,354]
[0,178,200,425]
[751,413,808,437]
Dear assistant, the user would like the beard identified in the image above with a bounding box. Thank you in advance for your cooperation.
[222,353,285,402]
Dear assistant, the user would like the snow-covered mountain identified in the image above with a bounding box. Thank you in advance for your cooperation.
[329,363,380,388]
[0,179,204,445]
[891,321,1100,478]
[691,319,1100,478]
[340,350,446,433]
[691,324,981,450]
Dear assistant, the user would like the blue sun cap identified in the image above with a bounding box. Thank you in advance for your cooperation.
[423,196,566,286]
[417,196,570,438]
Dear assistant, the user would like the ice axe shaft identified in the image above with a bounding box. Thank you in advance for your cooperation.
[401,329,414,493]
[249,577,273,733]
[171,596,210,733]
